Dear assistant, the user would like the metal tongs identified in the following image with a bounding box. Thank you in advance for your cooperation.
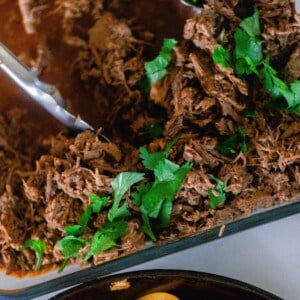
[0,42,94,132]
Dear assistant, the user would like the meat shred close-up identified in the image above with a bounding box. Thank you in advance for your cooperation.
[0,0,299,276]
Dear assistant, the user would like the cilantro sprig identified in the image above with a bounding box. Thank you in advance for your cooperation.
[142,38,177,92]
[213,7,300,113]
[208,175,227,209]
[108,172,145,222]
[137,140,192,241]
[66,194,109,237]
[21,239,45,271]
[57,140,191,269]
[213,46,232,69]
[59,194,110,271]
[144,122,164,138]
[216,126,247,157]
[263,62,300,113]
[84,220,128,262]
[58,236,87,272]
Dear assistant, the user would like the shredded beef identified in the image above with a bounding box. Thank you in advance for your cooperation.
[0,0,299,275]
[18,0,50,34]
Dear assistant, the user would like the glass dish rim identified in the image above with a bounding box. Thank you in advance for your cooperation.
[0,195,299,300]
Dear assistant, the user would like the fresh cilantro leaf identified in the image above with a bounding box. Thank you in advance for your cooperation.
[84,234,118,262]
[213,7,298,114]
[282,80,300,112]
[234,29,263,64]
[65,205,92,237]
[139,138,178,171]
[90,194,109,213]
[263,63,285,98]
[109,203,131,221]
[58,236,86,272]
[141,161,191,219]
[216,126,247,156]
[208,175,227,209]
[239,7,261,37]
[144,122,164,138]
[154,159,180,182]
[21,239,45,271]
[84,220,128,261]
[145,38,177,87]
[98,219,129,240]
[141,161,192,225]
[111,172,145,205]
[108,172,144,222]
[59,236,86,258]
[65,195,108,237]
[132,183,151,206]
[263,63,300,113]
[138,139,192,239]
[140,206,157,242]
[288,81,300,113]
[244,56,262,77]
[237,126,247,153]
[79,206,92,229]
[65,224,84,237]
[147,69,168,85]
[139,146,167,171]
[290,81,300,96]
[241,109,256,119]
[213,45,233,68]
[234,28,263,76]
[138,76,151,94]
[157,197,173,228]
[141,182,167,219]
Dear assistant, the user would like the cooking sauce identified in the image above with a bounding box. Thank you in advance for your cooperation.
[0,0,196,135]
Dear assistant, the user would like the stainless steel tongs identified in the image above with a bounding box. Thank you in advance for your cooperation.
[0,42,94,132]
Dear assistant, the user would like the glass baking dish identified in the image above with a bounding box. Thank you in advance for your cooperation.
[0,195,299,299]
[0,0,299,299]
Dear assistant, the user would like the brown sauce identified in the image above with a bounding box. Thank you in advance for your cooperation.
[0,0,196,135]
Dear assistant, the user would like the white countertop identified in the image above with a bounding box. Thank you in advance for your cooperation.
[38,212,300,300]
[124,212,300,300]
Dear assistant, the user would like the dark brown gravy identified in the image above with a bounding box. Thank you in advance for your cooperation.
[0,0,196,136]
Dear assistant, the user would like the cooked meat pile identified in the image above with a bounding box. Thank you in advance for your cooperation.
[0,0,299,275]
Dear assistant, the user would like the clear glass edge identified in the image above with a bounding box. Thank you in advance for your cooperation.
[0,194,299,300]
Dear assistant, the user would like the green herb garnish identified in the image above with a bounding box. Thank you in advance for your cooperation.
[140,138,178,171]
[241,108,256,119]
[58,236,87,272]
[84,220,128,262]
[216,126,247,157]
[65,194,109,237]
[212,7,300,113]
[263,62,300,113]
[108,172,145,222]
[208,175,227,209]
[213,45,232,69]
[58,140,191,268]
[21,239,45,271]
[144,122,164,138]
[90,194,110,213]
[138,141,192,240]
[144,38,177,91]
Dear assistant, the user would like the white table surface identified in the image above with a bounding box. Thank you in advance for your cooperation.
[37,212,300,300]
[26,1,300,299]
